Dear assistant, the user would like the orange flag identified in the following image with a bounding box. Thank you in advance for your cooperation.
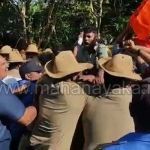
[130,0,150,39]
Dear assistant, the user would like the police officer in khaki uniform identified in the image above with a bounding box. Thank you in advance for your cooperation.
[28,51,93,150]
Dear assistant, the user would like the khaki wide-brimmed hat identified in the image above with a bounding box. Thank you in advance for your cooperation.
[26,44,39,54]
[45,51,93,78]
[98,54,142,80]
[0,45,12,54]
[8,50,26,63]
[44,48,53,54]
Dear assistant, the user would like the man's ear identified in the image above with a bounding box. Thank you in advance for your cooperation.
[94,34,98,41]
[25,73,31,80]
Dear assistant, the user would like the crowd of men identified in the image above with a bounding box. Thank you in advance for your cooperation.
[1,24,150,150]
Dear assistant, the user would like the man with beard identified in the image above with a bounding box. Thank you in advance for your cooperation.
[72,27,109,149]
[73,26,109,84]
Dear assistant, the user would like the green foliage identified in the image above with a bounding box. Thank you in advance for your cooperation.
[101,0,142,43]
[0,2,23,34]
[0,0,143,49]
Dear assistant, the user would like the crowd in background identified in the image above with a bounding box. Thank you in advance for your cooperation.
[1,0,150,150]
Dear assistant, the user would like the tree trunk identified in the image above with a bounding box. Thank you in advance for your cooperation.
[90,0,98,27]
[37,2,56,48]
[90,0,94,12]
[19,0,32,43]
[97,0,104,36]
[20,2,27,40]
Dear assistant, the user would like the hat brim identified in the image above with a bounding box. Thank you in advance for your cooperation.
[45,60,93,78]
[0,52,10,54]
[8,60,27,63]
[99,57,142,81]
[26,50,39,54]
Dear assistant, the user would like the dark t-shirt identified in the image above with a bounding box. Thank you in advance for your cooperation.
[76,43,109,75]
[0,80,25,142]
[75,44,109,96]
